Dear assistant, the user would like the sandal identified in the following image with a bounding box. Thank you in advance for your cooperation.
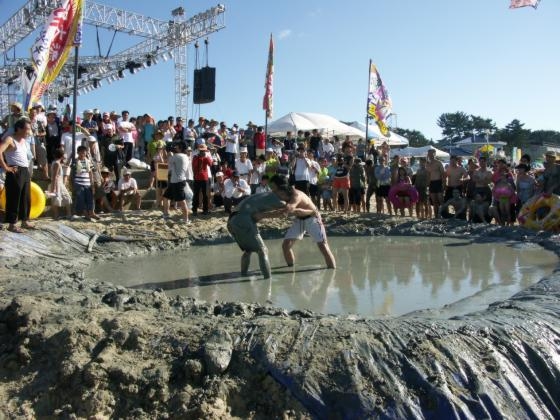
[8,225,24,233]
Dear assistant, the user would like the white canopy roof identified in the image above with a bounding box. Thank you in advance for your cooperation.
[346,121,409,147]
[396,145,449,159]
[267,112,366,138]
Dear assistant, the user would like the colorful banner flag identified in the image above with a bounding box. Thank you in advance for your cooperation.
[26,0,83,109]
[510,0,540,9]
[367,61,392,137]
[263,34,274,119]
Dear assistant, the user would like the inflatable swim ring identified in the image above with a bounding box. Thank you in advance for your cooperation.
[388,184,419,209]
[493,185,517,204]
[0,181,46,220]
[517,193,560,232]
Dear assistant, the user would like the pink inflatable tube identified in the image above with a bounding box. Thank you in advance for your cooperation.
[388,184,420,209]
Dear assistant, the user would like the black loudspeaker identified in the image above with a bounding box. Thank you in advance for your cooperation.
[193,66,216,104]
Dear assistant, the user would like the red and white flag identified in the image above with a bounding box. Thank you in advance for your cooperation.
[510,0,540,9]
[263,34,274,119]
[26,0,83,108]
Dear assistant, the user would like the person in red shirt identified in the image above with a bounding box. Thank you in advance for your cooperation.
[192,143,213,215]
[254,126,266,157]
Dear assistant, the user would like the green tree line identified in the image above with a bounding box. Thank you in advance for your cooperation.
[392,112,560,152]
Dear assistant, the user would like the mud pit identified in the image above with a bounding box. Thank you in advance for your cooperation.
[88,237,557,317]
[1,212,559,419]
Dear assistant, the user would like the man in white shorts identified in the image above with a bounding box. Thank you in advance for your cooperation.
[269,174,336,269]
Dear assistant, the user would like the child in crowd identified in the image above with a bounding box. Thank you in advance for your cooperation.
[74,145,99,220]
[98,167,116,213]
[48,148,72,219]
[249,155,266,194]
[255,174,271,194]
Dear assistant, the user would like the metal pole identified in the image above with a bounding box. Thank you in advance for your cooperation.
[365,59,371,143]
[70,46,79,167]
[264,112,268,149]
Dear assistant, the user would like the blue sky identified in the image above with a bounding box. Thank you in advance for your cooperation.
[2,0,559,140]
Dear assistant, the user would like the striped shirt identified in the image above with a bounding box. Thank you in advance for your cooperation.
[74,158,92,186]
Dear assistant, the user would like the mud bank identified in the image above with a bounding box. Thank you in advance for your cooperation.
[0,213,559,419]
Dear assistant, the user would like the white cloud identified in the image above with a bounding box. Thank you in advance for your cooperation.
[278,29,292,40]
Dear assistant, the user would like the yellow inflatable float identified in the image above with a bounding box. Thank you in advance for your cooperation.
[0,181,46,219]
[517,193,560,232]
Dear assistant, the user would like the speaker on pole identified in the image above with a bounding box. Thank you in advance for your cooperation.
[193,66,216,104]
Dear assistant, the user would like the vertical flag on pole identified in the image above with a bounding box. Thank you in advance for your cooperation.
[26,0,84,109]
[263,34,274,119]
[510,0,540,8]
[367,61,392,137]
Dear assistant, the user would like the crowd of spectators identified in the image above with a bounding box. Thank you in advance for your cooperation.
[2,101,560,227]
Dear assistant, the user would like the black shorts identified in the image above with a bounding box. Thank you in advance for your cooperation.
[377,185,390,198]
[429,180,443,194]
[349,187,362,204]
[163,181,186,202]
[309,183,320,198]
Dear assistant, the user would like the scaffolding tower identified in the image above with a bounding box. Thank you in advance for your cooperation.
[0,1,225,118]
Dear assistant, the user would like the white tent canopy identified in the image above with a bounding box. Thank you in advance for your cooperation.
[267,112,366,138]
[346,121,409,147]
[396,145,449,159]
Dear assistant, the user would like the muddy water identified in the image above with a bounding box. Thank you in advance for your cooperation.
[88,236,557,317]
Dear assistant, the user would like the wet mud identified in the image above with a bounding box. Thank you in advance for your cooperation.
[0,213,559,419]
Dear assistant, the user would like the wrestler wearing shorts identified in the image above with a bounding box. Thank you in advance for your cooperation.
[284,214,328,244]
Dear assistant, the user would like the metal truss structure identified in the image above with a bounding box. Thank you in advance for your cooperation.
[0,0,225,118]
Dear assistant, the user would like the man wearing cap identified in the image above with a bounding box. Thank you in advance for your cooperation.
[223,170,251,213]
[117,168,141,212]
[235,147,253,182]
[224,123,239,169]
[0,119,36,232]
[194,117,206,139]
[162,142,190,222]
[183,119,196,147]
[191,143,213,215]
[44,108,61,165]
[212,171,226,208]
[543,151,560,195]
[99,112,116,162]
[173,117,184,139]
[82,109,99,141]
[118,110,135,166]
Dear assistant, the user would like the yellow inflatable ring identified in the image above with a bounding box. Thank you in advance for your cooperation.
[0,181,46,220]
[517,193,560,232]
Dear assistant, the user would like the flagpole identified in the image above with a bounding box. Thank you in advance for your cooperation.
[365,59,371,143]
[70,46,79,167]
[264,111,268,139]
